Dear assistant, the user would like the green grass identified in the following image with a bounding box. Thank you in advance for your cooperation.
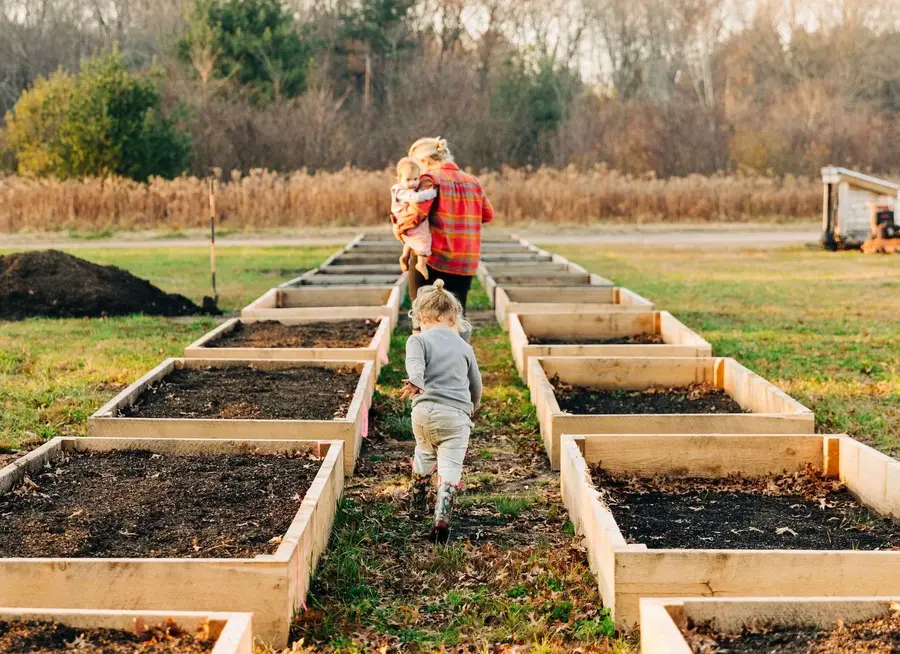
[546,245,900,457]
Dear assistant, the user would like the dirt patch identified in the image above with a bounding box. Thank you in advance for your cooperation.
[591,466,900,550]
[208,319,379,349]
[0,449,320,558]
[0,620,214,653]
[528,333,665,345]
[685,611,900,653]
[553,379,746,414]
[0,250,215,320]
[120,365,359,420]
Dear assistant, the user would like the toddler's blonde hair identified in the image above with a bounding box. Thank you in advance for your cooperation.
[396,157,421,181]
[409,136,454,165]
[409,279,471,332]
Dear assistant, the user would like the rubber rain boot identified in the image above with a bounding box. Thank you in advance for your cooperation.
[409,472,432,519]
[429,482,459,545]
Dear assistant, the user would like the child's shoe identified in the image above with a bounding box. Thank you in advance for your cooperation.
[409,472,432,518]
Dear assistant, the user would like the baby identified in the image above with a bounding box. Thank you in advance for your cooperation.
[391,157,436,280]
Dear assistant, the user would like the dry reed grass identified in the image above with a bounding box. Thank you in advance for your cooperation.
[0,167,819,232]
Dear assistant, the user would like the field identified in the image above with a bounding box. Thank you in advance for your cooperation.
[1,242,898,651]
[0,170,820,232]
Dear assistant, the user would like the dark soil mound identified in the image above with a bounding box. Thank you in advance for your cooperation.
[0,250,205,320]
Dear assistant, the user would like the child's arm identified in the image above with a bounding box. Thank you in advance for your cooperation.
[467,350,483,411]
[395,187,437,204]
[405,335,427,392]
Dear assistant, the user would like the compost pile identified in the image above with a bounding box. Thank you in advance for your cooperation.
[0,250,208,320]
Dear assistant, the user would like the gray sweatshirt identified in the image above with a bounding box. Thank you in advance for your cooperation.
[405,328,483,415]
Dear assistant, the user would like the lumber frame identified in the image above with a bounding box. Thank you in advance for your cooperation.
[528,356,814,469]
[184,316,392,375]
[0,608,253,654]
[640,597,900,653]
[0,437,344,647]
[559,433,900,631]
[509,311,712,383]
[87,358,376,474]
[495,286,653,329]
[242,285,401,328]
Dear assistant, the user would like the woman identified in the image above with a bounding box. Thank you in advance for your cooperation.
[395,137,494,312]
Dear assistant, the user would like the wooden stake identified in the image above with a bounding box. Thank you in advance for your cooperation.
[208,178,218,302]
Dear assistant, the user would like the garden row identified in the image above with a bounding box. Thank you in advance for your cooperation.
[476,244,900,650]
[0,231,535,651]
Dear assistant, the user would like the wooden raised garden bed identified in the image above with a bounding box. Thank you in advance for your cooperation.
[640,596,900,653]
[528,356,813,469]
[329,252,405,265]
[481,252,553,263]
[0,436,344,647]
[560,432,900,631]
[88,358,376,474]
[509,311,712,382]
[495,286,653,329]
[280,270,403,287]
[242,285,401,328]
[484,272,616,308]
[320,263,402,275]
[0,608,253,654]
[184,317,392,374]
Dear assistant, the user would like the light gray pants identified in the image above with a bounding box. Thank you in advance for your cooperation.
[411,401,472,486]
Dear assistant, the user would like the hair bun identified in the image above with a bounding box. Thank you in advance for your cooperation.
[436,137,446,152]
[432,279,445,291]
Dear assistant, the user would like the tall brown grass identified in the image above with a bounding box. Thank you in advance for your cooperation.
[0,167,820,232]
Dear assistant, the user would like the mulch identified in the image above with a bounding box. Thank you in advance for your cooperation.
[207,319,379,349]
[592,465,900,550]
[0,250,216,320]
[685,610,900,653]
[0,620,215,653]
[552,379,747,414]
[120,365,359,420]
[528,333,665,346]
[0,450,321,558]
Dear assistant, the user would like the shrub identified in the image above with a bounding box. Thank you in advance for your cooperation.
[4,50,191,181]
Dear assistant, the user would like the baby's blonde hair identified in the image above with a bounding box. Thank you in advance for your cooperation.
[396,157,421,181]
[409,136,454,165]
[409,279,471,332]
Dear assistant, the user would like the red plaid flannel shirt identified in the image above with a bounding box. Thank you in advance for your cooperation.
[411,163,494,276]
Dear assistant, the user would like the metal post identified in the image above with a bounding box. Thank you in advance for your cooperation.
[208,177,218,302]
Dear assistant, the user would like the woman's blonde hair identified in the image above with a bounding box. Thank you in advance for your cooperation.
[408,136,454,165]
[409,279,470,332]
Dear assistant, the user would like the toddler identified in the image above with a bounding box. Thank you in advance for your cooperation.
[401,279,482,544]
[391,157,436,280]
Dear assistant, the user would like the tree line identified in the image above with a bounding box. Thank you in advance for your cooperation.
[1,0,899,181]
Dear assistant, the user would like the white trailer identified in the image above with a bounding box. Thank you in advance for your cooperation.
[821,166,899,249]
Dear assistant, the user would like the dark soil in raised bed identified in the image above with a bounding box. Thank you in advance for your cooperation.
[0,619,215,653]
[685,611,900,653]
[528,333,665,346]
[0,250,218,320]
[591,466,900,550]
[0,449,321,558]
[208,319,379,349]
[120,365,359,420]
[552,379,746,414]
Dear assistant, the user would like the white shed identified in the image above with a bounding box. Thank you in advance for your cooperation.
[821,167,900,249]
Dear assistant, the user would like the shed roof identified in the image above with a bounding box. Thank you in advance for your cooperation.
[821,166,900,196]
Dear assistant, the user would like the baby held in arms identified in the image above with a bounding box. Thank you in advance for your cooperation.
[390,157,436,280]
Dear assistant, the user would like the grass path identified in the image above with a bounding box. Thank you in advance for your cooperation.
[288,323,633,653]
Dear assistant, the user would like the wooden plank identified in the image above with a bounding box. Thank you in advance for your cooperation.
[242,286,400,328]
[639,600,692,654]
[0,438,344,647]
[494,286,653,330]
[88,359,375,474]
[578,434,824,478]
[840,436,900,519]
[0,609,253,654]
